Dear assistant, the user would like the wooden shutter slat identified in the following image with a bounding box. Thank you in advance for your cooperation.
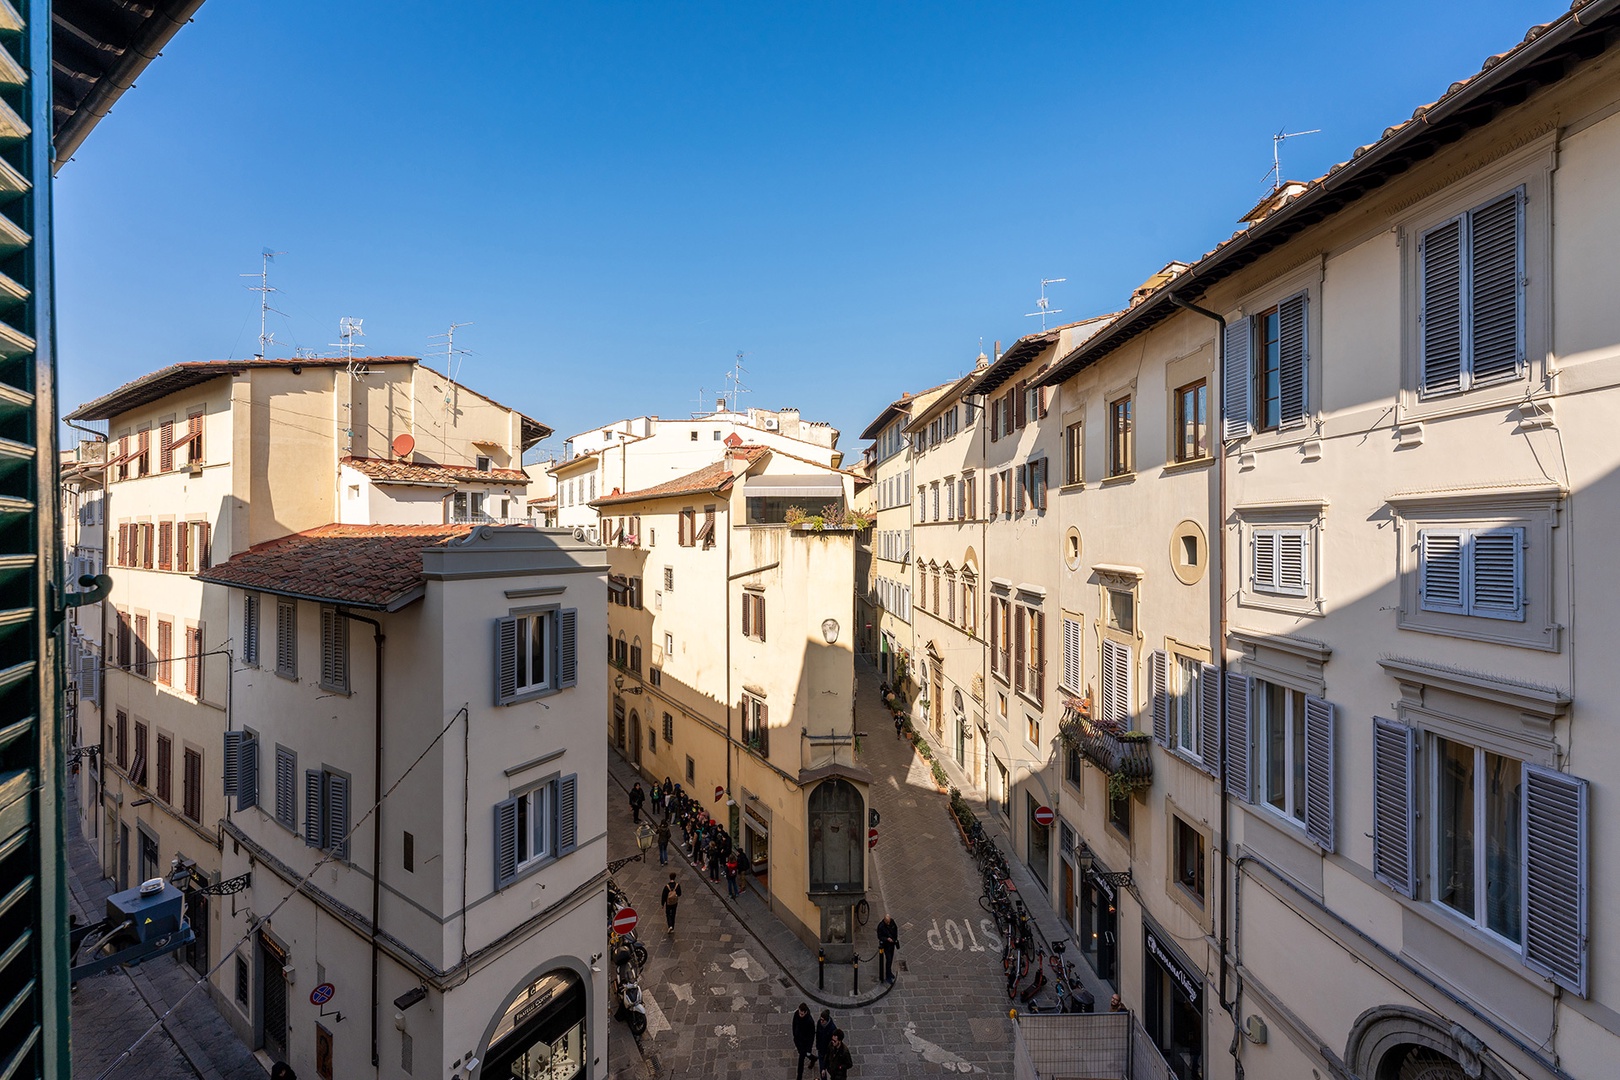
[304,769,324,848]
[1469,528,1524,620]
[1224,673,1250,801]
[1223,316,1251,440]
[238,734,258,812]
[328,773,350,860]
[558,609,578,689]
[558,774,578,855]
[495,617,519,704]
[1522,764,1588,996]
[1371,717,1417,897]
[1198,663,1221,777]
[1150,649,1169,747]
[1251,531,1277,592]
[1277,290,1308,425]
[494,797,520,888]
[1420,216,1464,394]
[1277,531,1309,596]
[222,730,241,796]
[1302,696,1335,851]
[1419,530,1466,613]
[275,746,296,830]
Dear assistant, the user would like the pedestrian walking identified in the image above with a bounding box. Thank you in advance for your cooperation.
[661,873,682,934]
[656,820,671,865]
[650,782,665,819]
[629,782,646,824]
[875,913,899,984]
[724,852,740,899]
[824,1029,853,1080]
[792,1002,816,1080]
[814,1009,835,1070]
[707,836,723,882]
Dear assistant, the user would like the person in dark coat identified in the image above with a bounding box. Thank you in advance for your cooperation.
[270,1065,297,1080]
[875,913,899,984]
[791,1002,816,1080]
[707,835,723,882]
[661,873,682,934]
[655,820,671,865]
[629,782,645,823]
[824,1029,853,1080]
[650,782,665,819]
[724,852,741,899]
[814,1009,836,1068]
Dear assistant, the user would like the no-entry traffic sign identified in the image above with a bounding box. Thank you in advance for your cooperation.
[868,827,879,849]
[611,907,639,935]
[1033,805,1055,827]
[714,785,725,803]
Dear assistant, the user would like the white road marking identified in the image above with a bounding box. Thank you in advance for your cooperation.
[642,989,671,1038]
[729,949,769,982]
[902,1022,983,1073]
[668,982,694,1005]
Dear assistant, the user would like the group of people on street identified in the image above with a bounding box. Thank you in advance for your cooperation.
[632,778,750,907]
[792,1002,854,1080]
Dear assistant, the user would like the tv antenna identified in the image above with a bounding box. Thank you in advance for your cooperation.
[331,317,367,377]
[241,249,287,358]
[1265,128,1320,192]
[692,386,709,418]
[723,352,751,412]
[428,321,473,381]
[1024,278,1066,331]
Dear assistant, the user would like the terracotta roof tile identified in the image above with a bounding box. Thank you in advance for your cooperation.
[342,456,529,485]
[592,447,768,507]
[197,524,474,609]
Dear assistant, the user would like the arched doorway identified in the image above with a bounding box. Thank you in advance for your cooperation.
[807,778,866,954]
[1346,1006,1510,1080]
[484,968,587,1080]
[629,709,642,767]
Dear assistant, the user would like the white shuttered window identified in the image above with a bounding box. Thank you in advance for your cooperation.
[1100,639,1133,728]
[1419,188,1524,396]
[1061,617,1082,692]
[1250,529,1309,597]
[1418,527,1524,621]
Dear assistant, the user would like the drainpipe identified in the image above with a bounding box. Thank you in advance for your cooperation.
[340,609,386,1071]
[1166,293,1238,1035]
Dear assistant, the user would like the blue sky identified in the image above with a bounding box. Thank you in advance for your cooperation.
[55,1,1565,460]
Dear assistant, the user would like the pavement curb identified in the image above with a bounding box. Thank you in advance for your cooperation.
[607,757,896,1010]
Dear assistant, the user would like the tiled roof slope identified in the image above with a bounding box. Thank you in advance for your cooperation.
[64,357,420,421]
[197,524,473,610]
[342,456,529,485]
[592,447,769,507]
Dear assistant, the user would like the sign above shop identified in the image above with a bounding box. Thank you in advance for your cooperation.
[1145,927,1202,1003]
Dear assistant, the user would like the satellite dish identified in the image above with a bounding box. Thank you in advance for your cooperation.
[392,433,416,459]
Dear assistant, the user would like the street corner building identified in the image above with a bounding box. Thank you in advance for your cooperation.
[61,355,617,1079]
[594,442,875,956]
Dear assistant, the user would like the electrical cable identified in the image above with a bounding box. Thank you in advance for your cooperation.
[91,703,470,1080]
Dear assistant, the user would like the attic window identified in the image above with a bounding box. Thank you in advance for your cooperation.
[476,455,492,472]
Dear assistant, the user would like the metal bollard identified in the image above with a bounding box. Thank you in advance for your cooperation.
[818,948,826,991]
[852,953,860,994]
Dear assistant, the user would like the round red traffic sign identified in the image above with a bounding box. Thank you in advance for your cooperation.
[611,907,639,935]
[868,827,879,849]
[310,982,335,1007]
[714,785,725,803]
[1033,805,1055,827]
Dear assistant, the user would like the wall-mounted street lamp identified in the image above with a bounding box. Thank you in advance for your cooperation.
[1076,842,1133,889]
[822,619,839,644]
[613,674,643,695]
[607,824,655,874]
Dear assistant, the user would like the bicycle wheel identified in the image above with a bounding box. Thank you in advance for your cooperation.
[979,892,1000,917]
[855,898,870,926]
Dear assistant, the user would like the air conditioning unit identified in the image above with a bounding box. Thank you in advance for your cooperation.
[763,418,780,431]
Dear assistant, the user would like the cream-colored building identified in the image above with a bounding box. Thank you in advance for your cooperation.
[593,445,871,954]
[1019,7,1620,1078]
[59,356,621,1077]
[902,363,989,791]
[552,407,842,531]
[201,525,608,1080]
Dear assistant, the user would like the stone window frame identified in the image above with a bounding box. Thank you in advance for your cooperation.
[1234,499,1327,617]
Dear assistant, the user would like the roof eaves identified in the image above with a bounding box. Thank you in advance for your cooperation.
[1038,0,1620,387]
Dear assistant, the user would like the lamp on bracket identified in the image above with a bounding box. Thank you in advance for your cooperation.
[613,674,643,696]
[1076,841,1132,889]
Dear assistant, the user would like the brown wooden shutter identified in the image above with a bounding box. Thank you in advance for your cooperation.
[156,620,172,685]
[159,421,174,472]
[1014,381,1027,429]
[741,593,751,637]
[156,735,172,803]
[158,522,172,570]
[189,412,204,463]
[757,595,766,642]
[186,626,202,696]
[197,521,212,569]
[176,523,189,572]
[1013,607,1026,692]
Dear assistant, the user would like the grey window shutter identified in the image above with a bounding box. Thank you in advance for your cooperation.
[1150,649,1169,747]
[328,773,350,860]
[1522,764,1588,996]
[1371,718,1417,898]
[1302,696,1335,851]
[558,774,578,855]
[494,797,519,889]
[304,769,324,848]
[275,746,296,830]
[1277,290,1309,425]
[558,609,578,689]
[238,734,258,813]
[1418,530,1466,613]
[243,594,258,665]
[1222,316,1251,440]
[1470,528,1524,621]
[1224,673,1250,801]
[495,616,519,704]
[1420,216,1464,395]
[1468,189,1523,384]
[222,730,242,795]
[1276,531,1309,597]
[1251,531,1277,592]
[1199,663,1221,777]
[321,608,348,692]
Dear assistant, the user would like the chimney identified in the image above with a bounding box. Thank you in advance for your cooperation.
[994,339,1002,361]
[716,397,728,413]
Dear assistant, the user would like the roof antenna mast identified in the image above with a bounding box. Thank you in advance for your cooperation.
[241,248,287,359]
[331,317,368,378]
[1267,128,1320,192]
[1025,278,1066,332]
[428,321,473,381]
[724,351,751,413]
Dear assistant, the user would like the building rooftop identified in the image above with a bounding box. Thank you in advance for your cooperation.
[591,448,768,507]
[342,456,530,486]
[196,523,475,610]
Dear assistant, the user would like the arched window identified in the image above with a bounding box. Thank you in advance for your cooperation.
[808,779,864,893]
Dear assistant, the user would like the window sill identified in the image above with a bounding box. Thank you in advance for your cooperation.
[1059,481,1085,492]
[1101,472,1135,486]
[1160,457,1213,476]
[1015,690,1045,711]
[319,682,352,697]
[501,685,562,707]
[1169,881,1208,926]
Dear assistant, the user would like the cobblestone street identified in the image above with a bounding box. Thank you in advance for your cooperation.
[604,659,1096,1077]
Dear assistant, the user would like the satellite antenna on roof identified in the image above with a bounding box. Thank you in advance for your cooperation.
[1024,278,1066,331]
[241,249,287,358]
[1265,128,1321,192]
[331,317,368,377]
[723,352,751,413]
[428,321,473,381]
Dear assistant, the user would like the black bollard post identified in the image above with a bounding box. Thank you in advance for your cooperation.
[818,949,826,991]
[852,952,860,994]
